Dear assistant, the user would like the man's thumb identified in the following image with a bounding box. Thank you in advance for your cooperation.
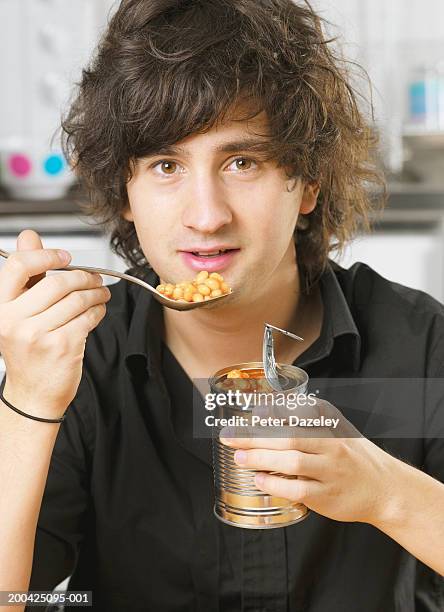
[16,229,46,288]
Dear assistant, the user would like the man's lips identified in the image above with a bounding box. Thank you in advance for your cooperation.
[179,248,240,272]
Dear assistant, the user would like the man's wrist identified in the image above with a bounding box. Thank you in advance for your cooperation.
[1,383,67,422]
[369,453,414,533]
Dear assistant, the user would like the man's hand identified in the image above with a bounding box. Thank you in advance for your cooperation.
[220,399,398,525]
[0,229,111,419]
[220,399,444,576]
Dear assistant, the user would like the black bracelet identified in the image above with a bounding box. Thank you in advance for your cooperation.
[0,388,66,423]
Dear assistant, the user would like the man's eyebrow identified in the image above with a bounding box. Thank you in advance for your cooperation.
[144,138,270,158]
[214,138,270,154]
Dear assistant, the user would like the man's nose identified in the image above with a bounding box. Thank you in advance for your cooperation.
[181,176,233,234]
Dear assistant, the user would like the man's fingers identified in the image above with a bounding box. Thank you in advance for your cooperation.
[47,301,108,339]
[253,472,321,503]
[219,398,361,448]
[233,448,325,479]
[13,269,105,319]
[220,432,330,453]
[31,285,111,331]
[0,232,71,303]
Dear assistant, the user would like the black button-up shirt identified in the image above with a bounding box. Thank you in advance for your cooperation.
[21,262,444,611]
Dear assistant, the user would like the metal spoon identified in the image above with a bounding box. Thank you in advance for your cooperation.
[263,323,304,391]
[0,248,233,311]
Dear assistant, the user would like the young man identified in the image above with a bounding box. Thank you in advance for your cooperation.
[0,0,443,610]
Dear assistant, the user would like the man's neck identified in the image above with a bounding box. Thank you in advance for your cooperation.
[162,259,323,381]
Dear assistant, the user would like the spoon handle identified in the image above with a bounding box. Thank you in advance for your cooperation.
[0,248,157,295]
[59,265,159,294]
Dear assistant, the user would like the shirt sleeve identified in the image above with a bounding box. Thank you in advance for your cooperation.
[423,325,444,482]
[422,383,444,483]
[27,371,96,591]
[416,327,444,610]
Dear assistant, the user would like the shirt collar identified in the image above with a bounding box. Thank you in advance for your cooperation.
[123,261,362,376]
[296,261,361,372]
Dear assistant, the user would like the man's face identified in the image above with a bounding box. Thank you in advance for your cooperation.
[123,107,318,304]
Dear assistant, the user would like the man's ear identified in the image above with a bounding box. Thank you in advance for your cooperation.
[300,181,320,215]
[122,202,134,222]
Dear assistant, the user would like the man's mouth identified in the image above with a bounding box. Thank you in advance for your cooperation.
[180,247,240,272]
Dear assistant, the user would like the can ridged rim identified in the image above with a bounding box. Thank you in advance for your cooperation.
[214,506,310,529]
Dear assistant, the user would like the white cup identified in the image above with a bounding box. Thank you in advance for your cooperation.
[0,139,75,200]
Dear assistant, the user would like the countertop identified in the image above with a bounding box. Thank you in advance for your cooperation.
[0,186,101,233]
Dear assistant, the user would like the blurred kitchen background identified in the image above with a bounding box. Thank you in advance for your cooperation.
[1,0,444,382]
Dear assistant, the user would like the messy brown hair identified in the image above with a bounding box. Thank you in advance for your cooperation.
[62,0,385,289]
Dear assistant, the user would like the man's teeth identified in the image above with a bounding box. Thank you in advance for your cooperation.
[193,249,228,257]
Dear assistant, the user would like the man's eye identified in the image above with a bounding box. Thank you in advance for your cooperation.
[152,160,180,175]
[227,157,257,172]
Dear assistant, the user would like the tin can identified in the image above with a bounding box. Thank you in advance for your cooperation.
[209,362,310,529]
